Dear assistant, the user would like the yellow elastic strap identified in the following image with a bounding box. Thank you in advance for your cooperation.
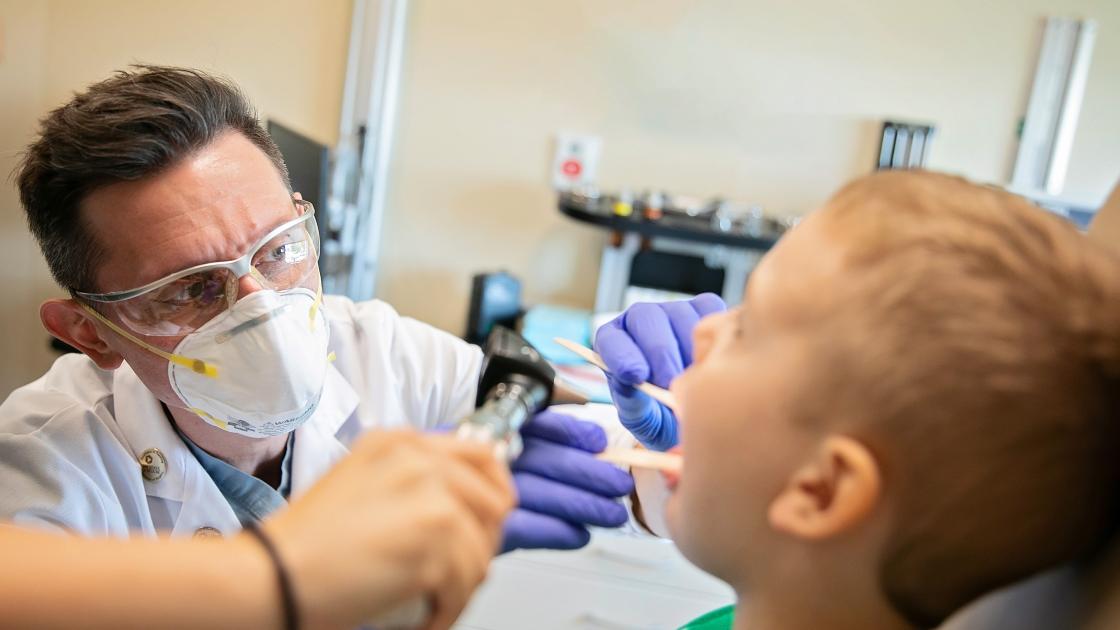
[311,288,332,364]
[309,286,324,331]
[79,303,219,378]
[190,407,229,431]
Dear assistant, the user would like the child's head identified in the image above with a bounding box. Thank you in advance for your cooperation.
[667,171,1120,627]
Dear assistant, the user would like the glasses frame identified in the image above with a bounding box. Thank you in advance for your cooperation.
[74,199,318,304]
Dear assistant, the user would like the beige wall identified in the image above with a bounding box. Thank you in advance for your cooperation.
[381,0,1120,334]
[2,0,1118,394]
[0,2,53,400]
[0,0,351,397]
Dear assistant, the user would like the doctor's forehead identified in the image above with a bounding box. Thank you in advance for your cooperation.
[82,132,294,291]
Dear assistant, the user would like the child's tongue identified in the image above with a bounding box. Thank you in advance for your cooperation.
[662,445,683,490]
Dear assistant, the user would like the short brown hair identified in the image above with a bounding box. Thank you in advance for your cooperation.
[808,172,1120,626]
[16,65,290,293]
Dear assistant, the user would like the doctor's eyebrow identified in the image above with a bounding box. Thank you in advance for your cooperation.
[145,210,302,281]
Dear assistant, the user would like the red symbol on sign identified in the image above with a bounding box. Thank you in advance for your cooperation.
[561,159,582,178]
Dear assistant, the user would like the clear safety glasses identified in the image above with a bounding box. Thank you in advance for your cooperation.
[74,199,320,337]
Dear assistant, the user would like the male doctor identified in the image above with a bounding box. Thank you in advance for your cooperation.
[0,65,715,550]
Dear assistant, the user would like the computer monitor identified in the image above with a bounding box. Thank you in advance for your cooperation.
[266,120,330,223]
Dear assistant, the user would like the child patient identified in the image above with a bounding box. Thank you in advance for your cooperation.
[662,171,1120,629]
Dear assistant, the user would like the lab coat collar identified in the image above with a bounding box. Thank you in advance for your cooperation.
[291,364,360,498]
[112,364,241,535]
[112,362,359,529]
[112,364,196,505]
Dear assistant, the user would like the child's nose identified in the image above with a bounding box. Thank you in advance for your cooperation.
[692,314,721,364]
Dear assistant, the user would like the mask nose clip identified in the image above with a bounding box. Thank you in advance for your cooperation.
[215,302,291,344]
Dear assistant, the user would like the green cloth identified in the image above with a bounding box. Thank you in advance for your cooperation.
[680,605,735,630]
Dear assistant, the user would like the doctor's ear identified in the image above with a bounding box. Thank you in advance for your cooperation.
[41,299,124,370]
[768,435,881,540]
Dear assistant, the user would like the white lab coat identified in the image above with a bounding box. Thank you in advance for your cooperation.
[0,296,485,537]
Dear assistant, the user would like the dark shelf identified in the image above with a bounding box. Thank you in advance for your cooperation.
[559,196,779,251]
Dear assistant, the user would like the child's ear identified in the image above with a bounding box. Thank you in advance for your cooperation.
[768,435,880,540]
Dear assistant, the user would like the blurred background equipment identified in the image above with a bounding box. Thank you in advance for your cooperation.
[1012,17,1098,197]
[267,120,331,216]
[1005,16,1100,229]
[266,120,352,291]
[559,188,788,312]
[324,0,409,300]
[465,271,523,346]
[876,121,936,170]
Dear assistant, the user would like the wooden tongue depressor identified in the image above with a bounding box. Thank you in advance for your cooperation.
[597,447,683,473]
[552,338,678,411]
[551,377,591,405]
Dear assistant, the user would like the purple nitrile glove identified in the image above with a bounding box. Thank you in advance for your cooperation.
[500,410,634,553]
[593,293,727,451]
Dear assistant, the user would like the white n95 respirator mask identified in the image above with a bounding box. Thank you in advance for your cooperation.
[167,288,331,437]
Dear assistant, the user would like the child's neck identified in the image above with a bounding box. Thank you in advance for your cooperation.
[731,575,915,630]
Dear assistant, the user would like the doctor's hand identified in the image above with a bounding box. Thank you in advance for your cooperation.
[502,410,635,552]
[263,430,513,630]
[595,293,726,450]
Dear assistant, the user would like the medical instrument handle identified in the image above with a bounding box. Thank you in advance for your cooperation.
[456,374,550,460]
[371,327,555,629]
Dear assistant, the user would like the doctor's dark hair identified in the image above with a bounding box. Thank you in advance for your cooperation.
[802,171,1120,628]
[15,65,291,293]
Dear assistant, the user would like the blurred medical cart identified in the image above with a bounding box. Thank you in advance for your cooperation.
[559,189,788,311]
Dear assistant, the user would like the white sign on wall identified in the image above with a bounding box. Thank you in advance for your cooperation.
[551,133,601,190]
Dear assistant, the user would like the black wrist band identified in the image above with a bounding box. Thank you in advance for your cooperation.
[244,521,300,630]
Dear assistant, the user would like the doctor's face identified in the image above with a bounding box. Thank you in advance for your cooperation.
[78,130,310,410]
[665,214,845,587]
